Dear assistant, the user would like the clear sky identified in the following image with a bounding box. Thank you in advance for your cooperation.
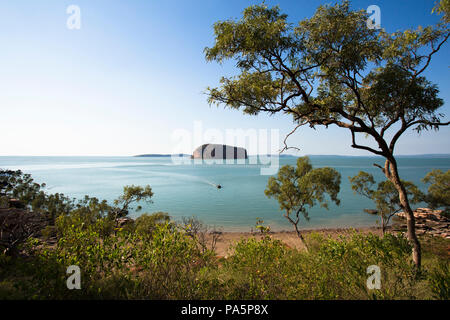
[0,0,449,156]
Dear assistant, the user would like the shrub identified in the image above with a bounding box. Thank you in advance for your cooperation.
[222,236,290,299]
[428,260,450,300]
[134,212,170,237]
[213,232,420,300]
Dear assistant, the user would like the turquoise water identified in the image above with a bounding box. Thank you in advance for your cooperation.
[1,156,449,231]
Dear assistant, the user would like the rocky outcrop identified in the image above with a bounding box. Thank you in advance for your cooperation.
[393,208,449,239]
[192,144,248,159]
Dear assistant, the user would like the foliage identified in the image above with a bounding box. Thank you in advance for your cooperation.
[265,156,340,247]
[1,220,215,300]
[0,169,74,222]
[221,236,290,299]
[427,260,450,299]
[0,209,47,256]
[179,216,223,254]
[433,0,450,23]
[205,0,450,268]
[205,1,448,139]
[134,212,171,237]
[0,170,45,203]
[1,216,448,300]
[422,169,450,216]
[349,171,423,234]
[201,232,428,300]
[111,185,154,219]
[254,217,271,236]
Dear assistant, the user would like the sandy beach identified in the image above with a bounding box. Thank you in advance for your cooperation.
[208,227,383,256]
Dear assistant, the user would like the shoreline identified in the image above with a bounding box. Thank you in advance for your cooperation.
[206,223,380,233]
[207,226,383,256]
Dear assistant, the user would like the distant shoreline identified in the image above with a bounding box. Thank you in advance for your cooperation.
[132,153,450,158]
[0,154,448,158]
[134,154,191,157]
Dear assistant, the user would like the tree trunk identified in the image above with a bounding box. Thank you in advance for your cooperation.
[385,158,421,269]
[293,224,309,252]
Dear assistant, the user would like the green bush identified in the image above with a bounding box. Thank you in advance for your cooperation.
[221,236,289,299]
[208,232,421,300]
[130,223,215,299]
[1,171,447,301]
[134,212,170,237]
[428,260,450,300]
[12,221,216,299]
[2,226,448,300]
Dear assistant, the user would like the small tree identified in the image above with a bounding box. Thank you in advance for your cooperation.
[180,216,223,253]
[111,185,154,219]
[0,169,74,223]
[350,172,423,235]
[264,157,340,250]
[422,169,450,217]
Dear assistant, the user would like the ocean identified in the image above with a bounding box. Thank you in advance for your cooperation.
[1,155,449,231]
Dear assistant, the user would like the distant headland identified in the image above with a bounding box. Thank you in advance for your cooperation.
[134,154,190,157]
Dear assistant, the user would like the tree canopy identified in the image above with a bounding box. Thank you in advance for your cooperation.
[205,1,449,155]
[422,169,450,216]
[205,0,449,268]
[349,171,423,234]
[265,156,341,249]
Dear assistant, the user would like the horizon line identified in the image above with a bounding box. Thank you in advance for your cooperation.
[0,153,449,157]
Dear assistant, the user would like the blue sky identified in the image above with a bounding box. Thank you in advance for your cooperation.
[0,0,449,156]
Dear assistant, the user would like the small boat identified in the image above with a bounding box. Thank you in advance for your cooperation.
[216,184,222,189]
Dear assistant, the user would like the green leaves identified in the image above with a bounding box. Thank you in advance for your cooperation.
[433,0,450,23]
[114,185,154,211]
[298,0,382,76]
[110,185,154,219]
[205,5,291,64]
[349,171,424,232]
[205,1,449,156]
[207,71,283,115]
[422,169,450,215]
[349,171,376,199]
[265,156,341,221]
[134,212,171,237]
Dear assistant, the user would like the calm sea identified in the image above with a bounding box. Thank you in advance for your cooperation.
[1,155,449,231]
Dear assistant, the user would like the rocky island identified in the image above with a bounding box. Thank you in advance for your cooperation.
[192,144,248,159]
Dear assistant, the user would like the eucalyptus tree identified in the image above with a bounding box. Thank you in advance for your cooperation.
[111,185,154,219]
[349,171,423,235]
[265,157,341,250]
[205,1,449,267]
[422,169,450,216]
